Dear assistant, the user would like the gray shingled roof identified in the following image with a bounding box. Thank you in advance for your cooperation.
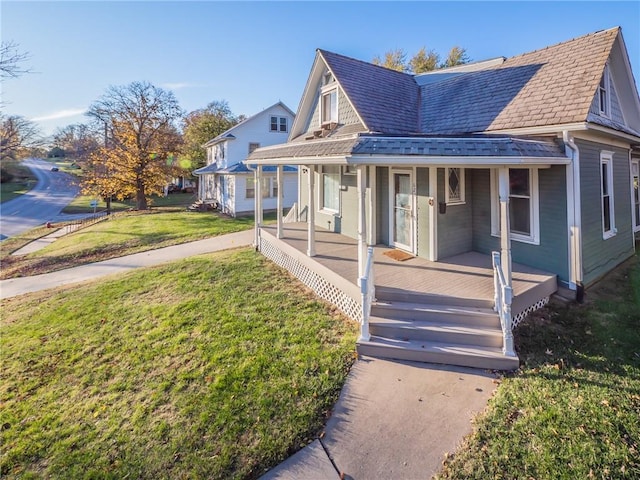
[420,28,619,134]
[247,134,566,162]
[319,50,420,134]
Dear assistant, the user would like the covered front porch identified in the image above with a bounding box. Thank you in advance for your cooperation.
[259,223,557,321]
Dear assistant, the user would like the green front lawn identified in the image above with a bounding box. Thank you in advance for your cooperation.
[0,248,358,479]
[437,251,640,479]
[0,160,37,203]
[0,210,255,279]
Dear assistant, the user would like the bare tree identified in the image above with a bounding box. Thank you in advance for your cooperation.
[84,81,184,210]
[0,114,43,161]
[0,41,31,80]
[52,123,101,162]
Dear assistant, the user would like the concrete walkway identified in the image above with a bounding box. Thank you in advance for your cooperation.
[261,357,497,479]
[0,230,254,299]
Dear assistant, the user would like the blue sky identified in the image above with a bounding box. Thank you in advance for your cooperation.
[2,1,639,137]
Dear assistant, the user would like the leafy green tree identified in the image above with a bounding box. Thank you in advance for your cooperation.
[372,49,408,72]
[441,46,470,68]
[84,81,184,210]
[181,100,240,171]
[409,47,440,73]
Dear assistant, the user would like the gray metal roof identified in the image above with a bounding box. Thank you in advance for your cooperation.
[193,163,219,175]
[247,134,567,162]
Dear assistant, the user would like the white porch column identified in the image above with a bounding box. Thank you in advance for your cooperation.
[307,165,316,257]
[276,165,283,239]
[256,166,263,225]
[498,167,512,286]
[357,165,367,281]
[368,166,376,245]
[253,169,259,247]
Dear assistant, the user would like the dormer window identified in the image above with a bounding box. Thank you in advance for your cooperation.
[598,65,610,117]
[321,87,338,125]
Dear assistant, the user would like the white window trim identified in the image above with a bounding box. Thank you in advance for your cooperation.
[490,168,540,245]
[318,165,340,214]
[269,116,288,133]
[445,167,466,205]
[320,84,338,126]
[600,151,616,239]
[598,64,611,118]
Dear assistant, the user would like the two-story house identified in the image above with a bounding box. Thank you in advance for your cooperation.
[194,102,297,217]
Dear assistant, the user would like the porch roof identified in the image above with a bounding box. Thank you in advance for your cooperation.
[193,163,219,175]
[247,133,569,166]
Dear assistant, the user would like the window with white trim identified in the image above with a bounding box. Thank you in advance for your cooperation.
[600,152,615,238]
[246,176,277,199]
[490,168,540,244]
[598,65,610,117]
[270,116,288,133]
[446,168,465,204]
[320,165,340,212]
[321,87,338,125]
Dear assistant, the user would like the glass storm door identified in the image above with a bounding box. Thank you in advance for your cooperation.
[391,171,413,252]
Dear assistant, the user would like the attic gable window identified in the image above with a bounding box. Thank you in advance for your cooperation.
[321,86,338,125]
[598,65,610,117]
[270,116,288,133]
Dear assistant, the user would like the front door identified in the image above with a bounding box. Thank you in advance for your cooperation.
[390,170,414,252]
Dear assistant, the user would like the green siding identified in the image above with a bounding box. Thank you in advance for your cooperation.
[303,87,364,137]
[437,168,472,258]
[416,168,430,259]
[577,139,634,286]
[341,172,358,238]
[376,167,389,244]
[471,166,570,284]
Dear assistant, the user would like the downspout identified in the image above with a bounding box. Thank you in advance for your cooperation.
[563,131,584,303]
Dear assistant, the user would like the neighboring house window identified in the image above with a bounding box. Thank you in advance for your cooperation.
[270,116,288,133]
[446,168,465,204]
[490,168,540,244]
[321,87,338,125]
[600,151,616,239]
[320,165,340,212]
[246,176,277,199]
[249,142,260,154]
[246,177,255,199]
[598,65,610,117]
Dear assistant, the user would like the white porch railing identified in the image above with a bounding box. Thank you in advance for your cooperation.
[283,202,298,223]
[358,246,375,342]
[492,251,516,357]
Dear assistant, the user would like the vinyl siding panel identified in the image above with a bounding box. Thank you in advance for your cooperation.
[471,166,570,284]
[416,168,431,259]
[437,168,472,258]
[340,172,358,238]
[577,139,634,286]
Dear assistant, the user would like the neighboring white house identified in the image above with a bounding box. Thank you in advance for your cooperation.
[193,102,297,217]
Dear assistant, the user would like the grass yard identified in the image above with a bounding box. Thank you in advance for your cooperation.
[0,210,255,279]
[62,192,196,214]
[436,251,640,480]
[0,160,37,203]
[0,248,358,479]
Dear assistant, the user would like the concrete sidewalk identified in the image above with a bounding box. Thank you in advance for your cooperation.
[0,229,254,299]
[261,357,497,480]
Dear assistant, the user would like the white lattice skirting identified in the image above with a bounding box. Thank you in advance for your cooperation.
[259,237,363,322]
[512,296,550,328]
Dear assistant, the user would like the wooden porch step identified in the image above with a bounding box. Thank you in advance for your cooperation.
[369,316,503,348]
[375,287,495,309]
[357,336,519,370]
[371,301,500,327]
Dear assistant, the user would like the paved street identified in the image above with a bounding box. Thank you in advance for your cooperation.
[0,158,79,240]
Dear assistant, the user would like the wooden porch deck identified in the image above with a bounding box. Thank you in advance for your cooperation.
[261,223,557,315]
